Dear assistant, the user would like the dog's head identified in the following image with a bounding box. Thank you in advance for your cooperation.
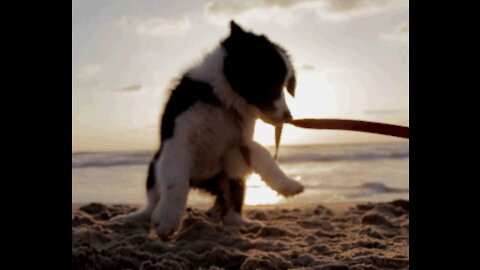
[222,21,296,125]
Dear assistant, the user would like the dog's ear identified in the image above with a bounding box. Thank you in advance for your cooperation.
[286,72,296,97]
[230,20,245,36]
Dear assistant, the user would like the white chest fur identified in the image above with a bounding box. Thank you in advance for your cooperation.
[163,101,255,184]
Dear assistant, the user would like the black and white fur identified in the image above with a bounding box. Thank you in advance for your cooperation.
[111,21,304,239]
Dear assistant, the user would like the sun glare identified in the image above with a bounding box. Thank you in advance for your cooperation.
[290,71,340,118]
[244,173,282,205]
[253,71,341,146]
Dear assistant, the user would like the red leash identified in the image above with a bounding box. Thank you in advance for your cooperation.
[288,119,409,138]
[274,119,409,159]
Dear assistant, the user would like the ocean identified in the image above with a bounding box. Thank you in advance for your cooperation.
[72,142,409,206]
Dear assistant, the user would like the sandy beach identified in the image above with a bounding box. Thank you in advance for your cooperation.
[72,200,408,269]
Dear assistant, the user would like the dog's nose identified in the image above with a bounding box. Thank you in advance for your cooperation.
[282,111,293,122]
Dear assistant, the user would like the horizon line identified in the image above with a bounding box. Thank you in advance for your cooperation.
[72,140,409,155]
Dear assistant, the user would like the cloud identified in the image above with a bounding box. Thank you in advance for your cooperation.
[74,65,102,88]
[75,65,101,80]
[137,17,191,37]
[75,80,100,89]
[204,0,408,25]
[206,0,306,15]
[204,0,316,26]
[317,0,405,21]
[300,64,315,71]
[120,84,143,92]
[364,109,402,115]
[205,2,255,17]
[380,22,409,43]
[118,16,191,37]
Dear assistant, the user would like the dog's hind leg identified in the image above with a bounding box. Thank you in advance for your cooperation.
[221,177,251,226]
[200,174,250,226]
[221,148,262,226]
[197,163,258,226]
[229,178,245,214]
[110,153,161,223]
[197,173,230,221]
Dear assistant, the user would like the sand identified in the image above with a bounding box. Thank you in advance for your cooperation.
[72,200,409,270]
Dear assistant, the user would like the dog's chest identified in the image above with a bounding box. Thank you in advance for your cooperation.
[174,102,254,182]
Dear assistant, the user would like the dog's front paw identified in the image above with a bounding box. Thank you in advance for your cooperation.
[223,210,263,227]
[109,210,150,223]
[225,217,264,227]
[277,180,304,197]
[151,207,184,240]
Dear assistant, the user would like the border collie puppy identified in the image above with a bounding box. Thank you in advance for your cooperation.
[112,21,304,239]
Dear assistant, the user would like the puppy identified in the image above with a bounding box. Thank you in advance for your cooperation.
[111,21,304,239]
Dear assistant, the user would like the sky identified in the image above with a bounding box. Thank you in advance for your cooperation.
[72,0,409,153]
